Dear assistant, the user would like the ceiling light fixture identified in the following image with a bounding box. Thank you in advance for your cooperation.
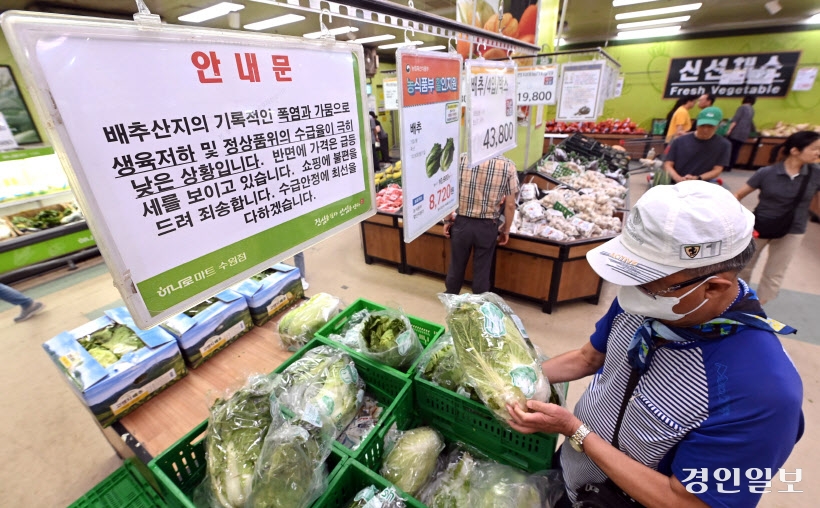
[418,45,447,51]
[378,40,424,49]
[179,2,244,23]
[612,0,661,6]
[615,3,702,20]
[616,15,690,30]
[244,14,305,30]
[355,34,397,44]
[617,25,681,39]
[303,26,359,39]
[807,13,820,23]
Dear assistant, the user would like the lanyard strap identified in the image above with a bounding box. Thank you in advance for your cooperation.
[611,367,641,450]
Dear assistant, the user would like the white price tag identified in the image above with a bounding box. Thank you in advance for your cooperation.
[466,59,517,167]
[516,65,558,105]
[383,77,399,110]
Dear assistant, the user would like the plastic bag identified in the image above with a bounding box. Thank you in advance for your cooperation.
[346,485,407,508]
[278,293,343,351]
[331,308,423,370]
[418,447,478,507]
[203,375,282,508]
[438,292,550,424]
[272,345,365,434]
[417,334,478,401]
[380,426,445,496]
[245,414,335,508]
[328,309,370,350]
[337,393,383,451]
[520,183,539,202]
[519,200,545,221]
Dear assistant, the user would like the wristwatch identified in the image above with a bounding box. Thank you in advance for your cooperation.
[569,423,592,453]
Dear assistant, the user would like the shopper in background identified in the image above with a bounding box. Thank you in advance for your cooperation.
[443,155,517,295]
[697,92,716,110]
[664,97,695,143]
[507,182,803,508]
[0,283,44,323]
[293,252,309,290]
[663,106,731,183]
[735,131,820,304]
[726,96,757,171]
[369,111,390,163]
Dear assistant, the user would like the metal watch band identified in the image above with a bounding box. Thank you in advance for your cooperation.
[571,423,592,451]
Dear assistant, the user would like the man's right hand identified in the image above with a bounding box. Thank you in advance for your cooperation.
[498,231,509,245]
[443,222,452,238]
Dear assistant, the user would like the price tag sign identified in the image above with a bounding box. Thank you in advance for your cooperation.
[516,65,558,105]
[383,77,399,110]
[557,61,605,122]
[466,59,517,167]
[2,12,375,327]
[397,49,461,243]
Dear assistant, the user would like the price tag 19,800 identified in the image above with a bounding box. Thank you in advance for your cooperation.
[516,65,558,106]
[466,59,517,168]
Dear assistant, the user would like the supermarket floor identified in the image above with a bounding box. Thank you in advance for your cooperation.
[2,170,818,508]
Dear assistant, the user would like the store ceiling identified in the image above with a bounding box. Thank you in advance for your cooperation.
[0,0,818,54]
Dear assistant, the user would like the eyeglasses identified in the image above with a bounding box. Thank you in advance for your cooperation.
[637,272,719,299]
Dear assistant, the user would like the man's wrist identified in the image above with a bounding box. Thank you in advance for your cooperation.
[565,416,584,437]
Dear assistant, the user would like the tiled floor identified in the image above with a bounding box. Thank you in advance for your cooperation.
[1,169,817,507]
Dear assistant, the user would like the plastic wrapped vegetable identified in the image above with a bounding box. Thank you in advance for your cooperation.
[439,292,550,423]
[278,293,343,351]
[246,416,334,508]
[417,334,478,401]
[380,426,445,496]
[272,345,365,434]
[359,310,423,369]
[420,448,477,508]
[328,309,371,350]
[346,485,407,508]
[205,375,280,508]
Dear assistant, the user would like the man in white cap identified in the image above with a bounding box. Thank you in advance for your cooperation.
[507,181,803,507]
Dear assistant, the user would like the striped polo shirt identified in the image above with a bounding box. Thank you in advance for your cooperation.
[561,294,803,507]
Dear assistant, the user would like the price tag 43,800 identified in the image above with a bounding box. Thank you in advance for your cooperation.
[466,59,517,168]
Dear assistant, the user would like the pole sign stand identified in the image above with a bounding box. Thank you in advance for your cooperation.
[465,59,517,168]
[1,11,375,328]
[396,48,461,243]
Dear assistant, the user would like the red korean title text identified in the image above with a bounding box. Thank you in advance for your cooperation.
[191,51,293,84]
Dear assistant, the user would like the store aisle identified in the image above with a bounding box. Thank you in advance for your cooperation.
[0,170,817,507]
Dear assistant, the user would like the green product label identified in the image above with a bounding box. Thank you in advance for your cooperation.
[553,202,575,219]
[396,330,411,355]
[510,366,537,398]
[354,485,378,502]
[320,395,335,414]
[339,364,358,385]
[479,302,506,338]
[552,164,575,178]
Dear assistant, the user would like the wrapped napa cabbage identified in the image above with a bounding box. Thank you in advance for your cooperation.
[272,345,365,434]
[205,375,281,508]
[346,485,407,508]
[380,426,444,496]
[439,292,550,423]
[246,416,334,508]
[278,293,343,351]
[329,308,423,370]
[419,448,477,508]
[417,334,478,401]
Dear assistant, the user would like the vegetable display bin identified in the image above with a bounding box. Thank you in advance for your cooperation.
[413,373,568,473]
[314,298,445,378]
[274,338,413,468]
[314,459,426,508]
[148,419,346,508]
[69,458,167,508]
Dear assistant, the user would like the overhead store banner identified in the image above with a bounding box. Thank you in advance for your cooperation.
[516,65,558,105]
[466,59,517,167]
[1,12,374,328]
[397,49,461,243]
[383,77,399,110]
[663,51,800,98]
[557,61,605,122]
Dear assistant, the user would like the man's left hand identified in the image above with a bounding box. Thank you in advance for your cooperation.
[507,400,581,436]
[498,231,510,245]
[682,174,698,181]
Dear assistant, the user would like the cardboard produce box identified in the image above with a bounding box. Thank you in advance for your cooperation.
[43,307,187,427]
[235,263,303,326]
[161,289,253,368]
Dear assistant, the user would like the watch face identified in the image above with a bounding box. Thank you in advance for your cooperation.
[570,439,583,452]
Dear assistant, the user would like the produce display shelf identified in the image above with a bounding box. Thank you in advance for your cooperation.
[314,298,446,379]
[69,458,167,508]
[272,337,413,467]
[315,459,426,508]
[148,419,346,508]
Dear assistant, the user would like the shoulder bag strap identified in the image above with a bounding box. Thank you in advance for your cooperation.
[792,165,814,209]
[611,367,641,450]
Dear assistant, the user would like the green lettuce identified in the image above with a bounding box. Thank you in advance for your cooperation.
[87,347,119,368]
[380,427,444,496]
[360,311,423,369]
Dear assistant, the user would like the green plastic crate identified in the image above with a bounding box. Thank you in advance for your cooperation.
[273,338,413,469]
[314,298,445,378]
[414,373,568,473]
[148,419,345,508]
[70,458,167,508]
[314,459,426,508]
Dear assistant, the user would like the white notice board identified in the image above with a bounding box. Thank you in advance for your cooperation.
[1,11,375,327]
[396,48,461,243]
[383,77,399,110]
[466,59,517,168]
[557,61,605,122]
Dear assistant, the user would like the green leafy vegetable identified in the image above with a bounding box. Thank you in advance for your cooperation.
[418,334,478,401]
[471,464,542,508]
[278,293,342,351]
[380,427,444,496]
[77,323,145,366]
[422,450,476,508]
[98,325,144,357]
[87,347,119,368]
[360,312,422,369]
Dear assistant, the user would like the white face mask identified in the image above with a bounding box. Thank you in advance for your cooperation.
[618,277,715,321]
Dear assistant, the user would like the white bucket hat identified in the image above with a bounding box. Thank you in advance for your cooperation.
[587,181,754,286]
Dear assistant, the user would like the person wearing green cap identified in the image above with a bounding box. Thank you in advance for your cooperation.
[663,106,731,183]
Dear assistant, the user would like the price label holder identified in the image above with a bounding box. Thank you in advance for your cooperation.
[383,77,399,111]
[466,59,517,168]
[516,64,558,106]
[556,60,605,122]
[1,10,375,328]
[396,48,462,243]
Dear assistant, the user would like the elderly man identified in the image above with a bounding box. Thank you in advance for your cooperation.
[664,107,731,183]
[508,182,803,507]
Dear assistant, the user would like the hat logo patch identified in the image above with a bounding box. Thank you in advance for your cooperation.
[684,245,701,258]
[680,241,721,260]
